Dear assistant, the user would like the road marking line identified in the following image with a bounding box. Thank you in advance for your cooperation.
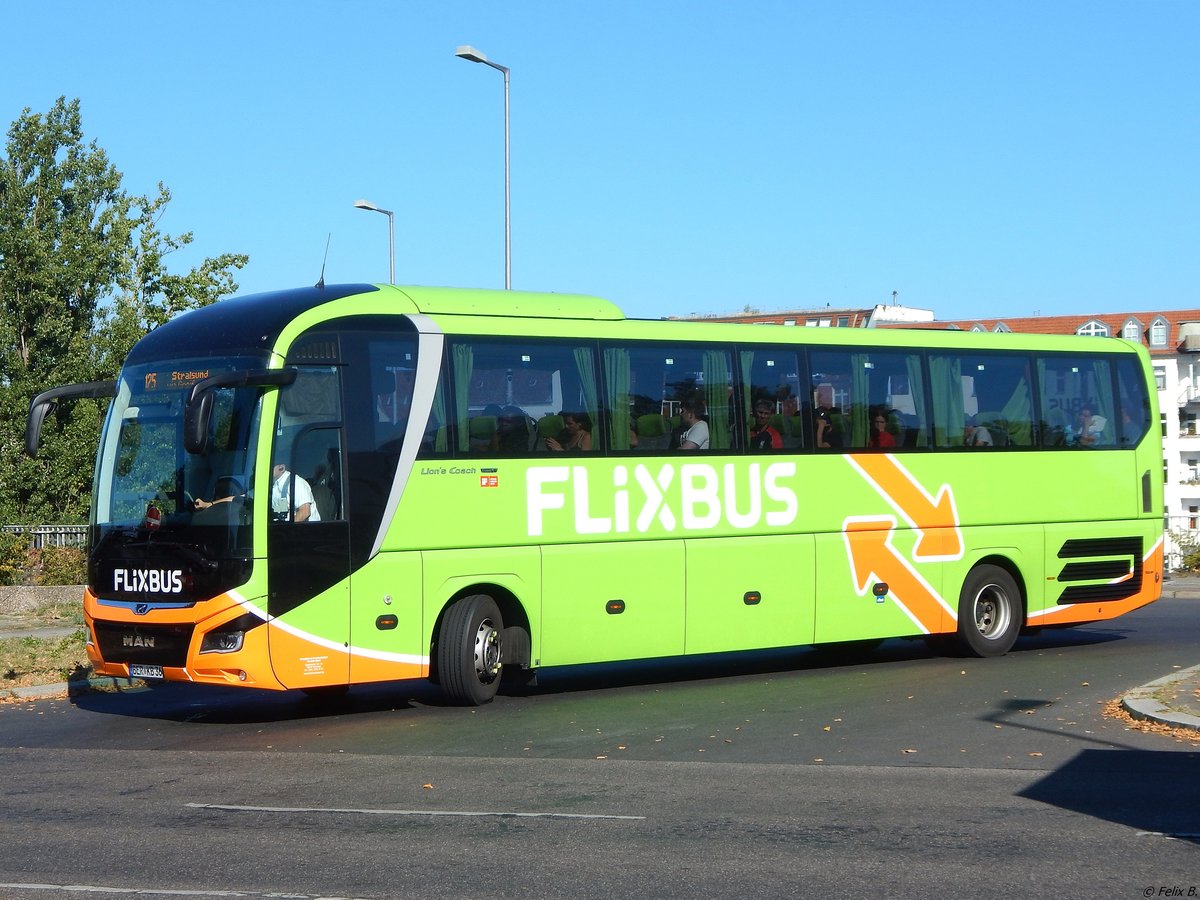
[0,885,358,898]
[187,801,645,821]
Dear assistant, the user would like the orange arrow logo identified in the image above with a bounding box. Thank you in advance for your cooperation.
[846,453,962,560]
[842,516,955,634]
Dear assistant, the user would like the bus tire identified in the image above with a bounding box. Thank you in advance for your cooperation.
[956,564,1021,658]
[438,594,504,706]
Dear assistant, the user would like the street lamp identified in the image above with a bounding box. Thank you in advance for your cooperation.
[353,198,395,284]
[455,44,511,290]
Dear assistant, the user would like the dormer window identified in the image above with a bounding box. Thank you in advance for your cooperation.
[1122,318,1142,341]
[993,322,1011,333]
[1150,317,1169,347]
[1077,319,1110,337]
[969,324,986,332]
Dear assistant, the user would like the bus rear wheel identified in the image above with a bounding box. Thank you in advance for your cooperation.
[438,594,504,706]
[956,565,1021,658]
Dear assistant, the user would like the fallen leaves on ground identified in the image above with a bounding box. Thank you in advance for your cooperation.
[1103,697,1200,743]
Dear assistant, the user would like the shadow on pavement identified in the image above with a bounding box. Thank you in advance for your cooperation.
[1019,748,1200,841]
[67,678,445,725]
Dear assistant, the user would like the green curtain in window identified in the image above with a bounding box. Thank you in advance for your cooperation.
[739,350,756,428]
[431,379,449,452]
[452,344,474,452]
[604,347,632,450]
[1000,367,1033,446]
[704,350,732,450]
[573,347,599,429]
[929,355,964,447]
[849,354,871,448]
[905,354,929,447]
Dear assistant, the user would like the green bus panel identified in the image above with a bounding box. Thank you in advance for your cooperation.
[814,525,948,644]
[349,551,425,680]
[540,541,685,666]
[422,546,542,636]
[683,534,815,654]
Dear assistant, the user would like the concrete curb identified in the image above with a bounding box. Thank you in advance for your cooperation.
[1121,664,1200,732]
[0,676,143,703]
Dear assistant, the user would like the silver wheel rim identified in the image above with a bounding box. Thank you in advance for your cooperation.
[472,617,502,684]
[973,583,1011,640]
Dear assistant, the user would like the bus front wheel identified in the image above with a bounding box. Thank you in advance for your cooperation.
[956,565,1021,658]
[438,594,504,706]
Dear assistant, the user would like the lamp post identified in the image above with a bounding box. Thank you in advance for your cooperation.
[455,44,511,290]
[353,199,394,284]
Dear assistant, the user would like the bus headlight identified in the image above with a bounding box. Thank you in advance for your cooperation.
[200,630,245,654]
[199,612,262,655]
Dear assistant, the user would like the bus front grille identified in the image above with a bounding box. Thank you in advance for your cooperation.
[93,622,194,668]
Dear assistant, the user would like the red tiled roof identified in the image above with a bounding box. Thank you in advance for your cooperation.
[887,309,1200,357]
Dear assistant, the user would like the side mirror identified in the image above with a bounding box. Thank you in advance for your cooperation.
[25,380,117,457]
[184,368,298,454]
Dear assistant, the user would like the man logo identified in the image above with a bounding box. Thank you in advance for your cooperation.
[135,603,150,615]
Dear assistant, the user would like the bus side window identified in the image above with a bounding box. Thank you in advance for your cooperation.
[604,342,733,453]
[931,351,1033,449]
[809,350,852,449]
[446,337,601,456]
[1116,358,1150,447]
[739,348,804,451]
[1038,354,1116,448]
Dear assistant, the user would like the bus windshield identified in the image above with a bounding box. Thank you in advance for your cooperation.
[92,356,268,588]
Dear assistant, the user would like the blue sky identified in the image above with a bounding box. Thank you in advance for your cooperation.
[3,1,1197,321]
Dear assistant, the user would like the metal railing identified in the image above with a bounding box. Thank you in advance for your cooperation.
[0,525,87,550]
[1165,515,1200,571]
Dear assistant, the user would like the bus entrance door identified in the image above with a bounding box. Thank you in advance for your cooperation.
[266,428,352,689]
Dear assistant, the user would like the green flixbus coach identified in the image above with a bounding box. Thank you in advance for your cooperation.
[26,284,1164,705]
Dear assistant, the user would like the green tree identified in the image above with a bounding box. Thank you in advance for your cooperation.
[0,97,248,524]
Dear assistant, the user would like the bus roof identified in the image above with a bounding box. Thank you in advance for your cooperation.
[389,285,624,321]
[130,283,1148,364]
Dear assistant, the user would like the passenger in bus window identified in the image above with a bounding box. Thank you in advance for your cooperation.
[963,416,993,447]
[545,412,593,451]
[749,399,782,450]
[490,406,533,453]
[678,397,710,450]
[271,462,320,522]
[1075,406,1107,446]
[868,411,896,449]
[814,386,843,449]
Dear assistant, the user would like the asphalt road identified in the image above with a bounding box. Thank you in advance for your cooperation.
[2,597,1199,899]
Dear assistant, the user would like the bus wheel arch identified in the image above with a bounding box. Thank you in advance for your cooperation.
[955,558,1025,658]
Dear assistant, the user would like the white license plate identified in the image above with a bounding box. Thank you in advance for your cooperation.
[129,664,164,679]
